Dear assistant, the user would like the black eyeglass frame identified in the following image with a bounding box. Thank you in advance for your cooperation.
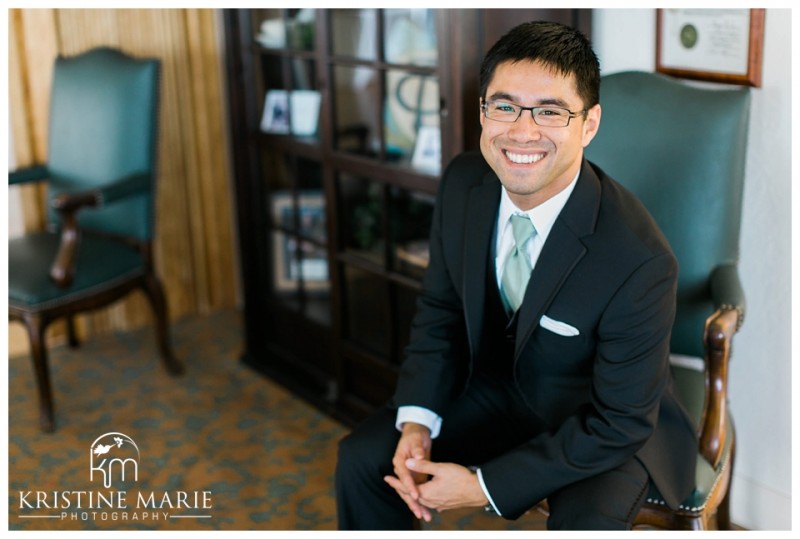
[480,99,588,127]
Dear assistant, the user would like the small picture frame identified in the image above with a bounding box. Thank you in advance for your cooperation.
[260,89,321,136]
[411,125,441,174]
[289,90,321,136]
[656,8,765,87]
[260,90,290,133]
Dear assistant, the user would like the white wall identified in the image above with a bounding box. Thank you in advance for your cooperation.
[593,9,792,531]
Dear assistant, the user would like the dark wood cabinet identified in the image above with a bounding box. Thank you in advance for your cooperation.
[223,8,591,425]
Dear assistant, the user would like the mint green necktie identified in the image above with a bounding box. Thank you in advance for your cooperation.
[500,214,537,313]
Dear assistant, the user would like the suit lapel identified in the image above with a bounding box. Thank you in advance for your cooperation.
[462,174,501,360]
[515,160,602,358]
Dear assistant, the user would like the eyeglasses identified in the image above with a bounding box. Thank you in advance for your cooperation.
[481,99,587,127]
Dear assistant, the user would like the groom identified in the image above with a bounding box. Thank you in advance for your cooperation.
[335,20,696,530]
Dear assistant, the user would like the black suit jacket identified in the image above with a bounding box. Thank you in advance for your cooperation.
[394,152,697,519]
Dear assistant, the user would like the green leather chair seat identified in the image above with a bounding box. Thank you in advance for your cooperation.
[9,231,145,310]
[671,362,705,427]
[646,437,731,513]
[644,363,731,513]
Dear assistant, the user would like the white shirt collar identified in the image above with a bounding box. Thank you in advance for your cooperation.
[498,169,581,243]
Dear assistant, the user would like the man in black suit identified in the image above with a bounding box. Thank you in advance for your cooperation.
[335,20,697,530]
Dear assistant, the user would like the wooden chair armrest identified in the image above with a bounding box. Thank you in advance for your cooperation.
[48,172,148,287]
[699,307,739,469]
[49,191,101,288]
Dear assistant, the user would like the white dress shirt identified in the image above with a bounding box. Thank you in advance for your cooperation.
[396,171,580,514]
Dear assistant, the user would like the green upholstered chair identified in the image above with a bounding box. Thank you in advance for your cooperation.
[8,47,184,433]
[583,71,751,529]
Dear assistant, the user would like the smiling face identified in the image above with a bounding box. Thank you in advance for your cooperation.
[479,60,601,210]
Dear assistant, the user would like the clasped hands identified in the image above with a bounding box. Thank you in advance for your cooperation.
[383,422,489,522]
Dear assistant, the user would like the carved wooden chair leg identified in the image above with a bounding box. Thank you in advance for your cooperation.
[66,315,81,348]
[141,273,184,375]
[23,313,56,433]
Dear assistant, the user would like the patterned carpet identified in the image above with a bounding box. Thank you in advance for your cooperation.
[7,309,544,532]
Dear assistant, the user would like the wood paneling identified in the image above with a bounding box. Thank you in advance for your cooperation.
[8,9,239,357]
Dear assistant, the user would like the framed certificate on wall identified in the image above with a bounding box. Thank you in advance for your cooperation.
[656,8,765,87]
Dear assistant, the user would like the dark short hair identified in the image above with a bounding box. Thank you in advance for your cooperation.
[479,21,600,109]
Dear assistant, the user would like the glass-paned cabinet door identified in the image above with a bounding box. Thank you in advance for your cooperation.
[262,149,294,231]
[264,150,330,325]
[332,65,380,157]
[252,8,316,50]
[384,68,440,169]
[298,237,331,327]
[271,230,302,312]
[270,230,330,327]
[383,9,437,66]
[286,9,316,51]
[328,8,442,174]
[253,9,321,140]
[295,157,326,244]
[264,153,325,239]
[389,186,434,281]
[270,215,331,327]
[330,9,378,60]
[337,172,384,266]
[383,9,440,170]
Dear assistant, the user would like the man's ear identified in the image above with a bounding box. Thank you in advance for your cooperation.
[581,104,601,147]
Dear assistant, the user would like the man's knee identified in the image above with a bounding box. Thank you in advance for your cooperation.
[337,431,376,481]
[547,498,634,530]
[546,460,649,530]
[336,410,398,481]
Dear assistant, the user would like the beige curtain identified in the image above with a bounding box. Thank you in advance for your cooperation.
[8,9,239,356]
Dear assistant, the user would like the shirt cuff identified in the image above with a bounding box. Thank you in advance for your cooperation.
[476,468,502,516]
[396,406,443,439]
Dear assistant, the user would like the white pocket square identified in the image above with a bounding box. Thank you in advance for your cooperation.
[539,315,580,337]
